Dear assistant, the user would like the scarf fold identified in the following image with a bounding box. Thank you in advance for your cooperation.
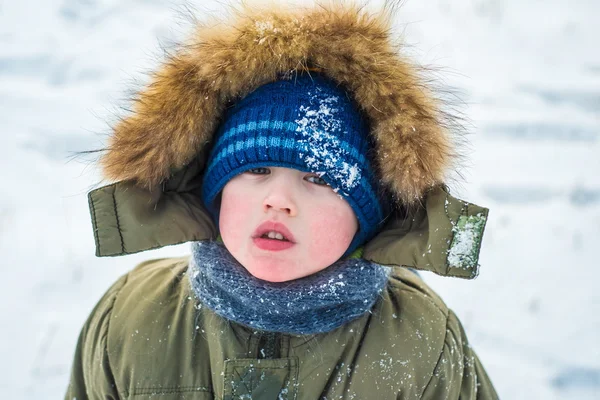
[188,241,389,335]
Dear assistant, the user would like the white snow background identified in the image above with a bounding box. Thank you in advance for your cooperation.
[1,0,599,398]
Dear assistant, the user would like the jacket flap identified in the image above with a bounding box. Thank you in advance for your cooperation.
[88,180,216,257]
[364,186,488,279]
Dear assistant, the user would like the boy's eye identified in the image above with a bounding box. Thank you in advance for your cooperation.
[305,174,329,186]
[246,167,270,175]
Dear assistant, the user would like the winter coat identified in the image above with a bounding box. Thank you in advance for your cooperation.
[66,257,497,399]
[67,3,497,399]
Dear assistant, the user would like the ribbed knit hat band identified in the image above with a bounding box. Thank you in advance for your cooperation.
[202,74,385,252]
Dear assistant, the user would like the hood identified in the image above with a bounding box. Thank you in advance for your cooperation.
[88,2,489,279]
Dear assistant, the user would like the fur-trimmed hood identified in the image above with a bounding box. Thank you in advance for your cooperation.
[88,2,489,279]
[101,2,455,205]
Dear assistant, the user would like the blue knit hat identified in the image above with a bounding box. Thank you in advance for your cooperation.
[202,74,386,253]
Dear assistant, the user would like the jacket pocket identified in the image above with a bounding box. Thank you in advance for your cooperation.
[223,358,299,400]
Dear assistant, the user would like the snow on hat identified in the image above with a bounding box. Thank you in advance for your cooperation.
[202,74,386,253]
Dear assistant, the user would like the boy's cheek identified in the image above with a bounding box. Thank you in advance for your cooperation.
[219,191,254,248]
[308,205,357,261]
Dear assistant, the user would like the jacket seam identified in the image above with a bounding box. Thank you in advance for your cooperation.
[419,311,451,399]
[103,272,130,399]
[111,188,125,254]
[99,238,202,257]
[89,192,101,256]
[131,386,212,395]
[345,311,373,392]
[443,190,452,275]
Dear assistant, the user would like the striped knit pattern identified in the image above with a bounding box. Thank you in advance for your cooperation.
[202,74,385,251]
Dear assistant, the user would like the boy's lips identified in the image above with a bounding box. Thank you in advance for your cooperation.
[252,221,296,251]
[252,221,296,243]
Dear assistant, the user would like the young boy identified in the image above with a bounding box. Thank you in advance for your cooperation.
[67,3,498,399]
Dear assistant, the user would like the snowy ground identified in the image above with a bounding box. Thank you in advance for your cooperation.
[1,0,598,398]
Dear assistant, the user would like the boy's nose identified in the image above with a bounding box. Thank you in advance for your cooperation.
[262,187,298,217]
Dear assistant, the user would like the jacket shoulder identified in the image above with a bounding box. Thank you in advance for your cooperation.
[381,268,498,399]
[127,256,190,283]
[110,256,193,329]
[387,267,451,319]
[108,255,195,335]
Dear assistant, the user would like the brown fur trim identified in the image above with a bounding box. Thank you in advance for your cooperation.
[102,2,457,205]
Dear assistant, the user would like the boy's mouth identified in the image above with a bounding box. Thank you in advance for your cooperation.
[252,222,296,244]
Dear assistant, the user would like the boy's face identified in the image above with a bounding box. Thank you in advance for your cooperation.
[219,166,358,282]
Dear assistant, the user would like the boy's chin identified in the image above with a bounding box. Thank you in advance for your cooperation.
[244,265,300,283]
[243,260,321,283]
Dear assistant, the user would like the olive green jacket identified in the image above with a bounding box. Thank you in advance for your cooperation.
[71,173,496,399]
[66,256,497,399]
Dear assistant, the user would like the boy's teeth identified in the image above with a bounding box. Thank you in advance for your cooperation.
[266,231,285,240]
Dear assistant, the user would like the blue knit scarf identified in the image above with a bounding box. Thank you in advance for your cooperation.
[188,241,389,335]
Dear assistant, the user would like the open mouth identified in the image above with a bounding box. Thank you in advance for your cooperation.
[253,221,296,251]
[260,231,290,241]
[253,221,296,243]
